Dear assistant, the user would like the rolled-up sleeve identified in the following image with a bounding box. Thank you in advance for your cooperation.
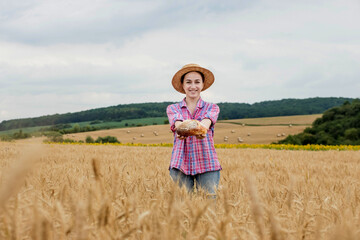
[204,104,220,126]
[167,104,184,132]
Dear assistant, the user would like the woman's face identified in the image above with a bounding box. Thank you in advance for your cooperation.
[182,71,204,99]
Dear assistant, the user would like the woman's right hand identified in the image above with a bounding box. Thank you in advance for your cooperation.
[174,121,187,140]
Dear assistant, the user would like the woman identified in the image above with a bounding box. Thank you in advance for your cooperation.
[166,63,222,197]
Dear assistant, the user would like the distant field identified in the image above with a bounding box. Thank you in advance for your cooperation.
[219,114,322,125]
[58,123,305,145]
[0,126,49,136]
[0,117,168,136]
[40,114,321,145]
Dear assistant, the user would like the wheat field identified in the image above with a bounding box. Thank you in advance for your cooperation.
[0,141,359,239]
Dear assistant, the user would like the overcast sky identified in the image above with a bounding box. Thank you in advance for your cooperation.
[1,0,359,121]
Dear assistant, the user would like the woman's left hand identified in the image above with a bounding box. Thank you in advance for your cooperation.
[196,119,211,139]
[200,119,212,129]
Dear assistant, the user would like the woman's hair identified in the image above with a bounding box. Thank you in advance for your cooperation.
[181,71,205,84]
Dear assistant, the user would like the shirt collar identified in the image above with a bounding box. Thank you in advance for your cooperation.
[180,97,205,109]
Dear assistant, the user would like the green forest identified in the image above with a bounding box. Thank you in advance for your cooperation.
[278,99,360,145]
[0,97,353,131]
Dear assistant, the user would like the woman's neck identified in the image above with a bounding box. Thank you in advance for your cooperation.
[185,96,200,106]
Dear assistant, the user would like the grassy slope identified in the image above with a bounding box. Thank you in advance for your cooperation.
[0,126,50,136]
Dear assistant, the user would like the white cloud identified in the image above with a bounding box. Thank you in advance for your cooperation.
[0,110,10,120]
[0,0,360,121]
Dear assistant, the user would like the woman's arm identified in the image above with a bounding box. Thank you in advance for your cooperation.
[196,104,220,139]
[167,105,188,140]
[204,104,220,128]
[166,105,184,132]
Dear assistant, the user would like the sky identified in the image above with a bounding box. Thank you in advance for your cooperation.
[1,0,360,122]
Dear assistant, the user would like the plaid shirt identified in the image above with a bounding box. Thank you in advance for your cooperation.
[166,98,222,175]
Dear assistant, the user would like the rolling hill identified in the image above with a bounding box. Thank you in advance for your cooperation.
[0,97,353,131]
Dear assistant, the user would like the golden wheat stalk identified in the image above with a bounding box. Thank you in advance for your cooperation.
[286,176,294,209]
[268,210,283,240]
[0,145,43,208]
[245,174,265,240]
[92,158,101,181]
[55,201,68,240]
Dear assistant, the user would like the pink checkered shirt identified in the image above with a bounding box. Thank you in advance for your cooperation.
[166,98,222,175]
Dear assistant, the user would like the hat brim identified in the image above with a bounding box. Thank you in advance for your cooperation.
[172,66,214,94]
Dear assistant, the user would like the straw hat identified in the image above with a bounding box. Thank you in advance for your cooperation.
[172,63,214,94]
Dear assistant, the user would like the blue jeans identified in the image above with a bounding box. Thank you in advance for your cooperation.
[169,168,220,197]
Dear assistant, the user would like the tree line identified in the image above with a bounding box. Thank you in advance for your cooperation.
[0,97,353,131]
